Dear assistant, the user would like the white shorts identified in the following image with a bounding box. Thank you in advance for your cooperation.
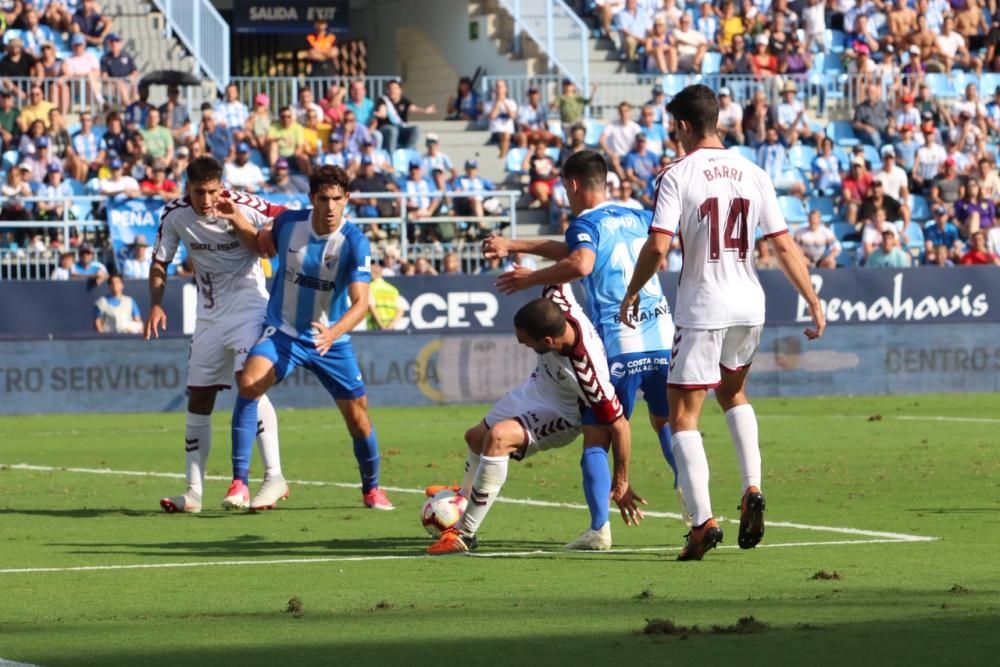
[668,325,763,389]
[485,374,582,461]
[186,316,265,390]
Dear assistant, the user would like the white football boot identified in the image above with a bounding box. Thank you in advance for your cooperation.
[160,491,202,514]
[565,521,613,550]
[250,474,290,511]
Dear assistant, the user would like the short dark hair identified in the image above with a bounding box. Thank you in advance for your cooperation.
[186,156,224,184]
[666,84,720,138]
[514,298,567,340]
[309,165,351,195]
[200,102,213,112]
[562,150,608,192]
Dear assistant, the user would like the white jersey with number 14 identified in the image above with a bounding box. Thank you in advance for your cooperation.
[650,147,787,329]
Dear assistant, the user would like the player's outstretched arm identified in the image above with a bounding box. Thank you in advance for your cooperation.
[495,249,595,294]
[770,232,826,340]
[312,281,370,356]
[620,231,671,328]
[145,261,168,340]
[606,417,646,526]
[482,234,570,261]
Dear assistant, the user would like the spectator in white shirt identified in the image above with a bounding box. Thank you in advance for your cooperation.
[614,0,651,63]
[775,81,813,146]
[121,235,153,279]
[794,210,841,268]
[404,161,433,219]
[875,146,910,202]
[292,87,324,125]
[99,157,140,196]
[935,15,978,73]
[223,142,267,193]
[214,83,249,143]
[420,133,456,179]
[484,79,517,158]
[50,252,75,280]
[599,101,641,180]
[716,87,744,146]
[671,12,708,73]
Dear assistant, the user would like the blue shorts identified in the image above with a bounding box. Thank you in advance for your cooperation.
[583,351,670,425]
[249,328,366,401]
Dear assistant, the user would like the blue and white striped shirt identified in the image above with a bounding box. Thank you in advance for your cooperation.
[72,129,100,162]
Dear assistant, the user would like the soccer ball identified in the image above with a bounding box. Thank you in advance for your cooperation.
[421,490,468,537]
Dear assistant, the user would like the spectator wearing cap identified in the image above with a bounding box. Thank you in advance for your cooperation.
[17,85,54,132]
[613,0,650,64]
[622,133,657,190]
[928,157,962,210]
[304,19,339,77]
[672,12,708,73]
[600,101,641,180]
[37,162,72,221]
[936,14,979,74]
[523,139,559,208]
[404,161,433,221]
[244,93,271,152]
[875,146,909,203]
[960,231,1000,265]
[266,158,309,195]
[446,76,482,122]
[551,78,597,126]
[346,79,376,128]
[100,33,138,104]
[141,107,173,160]
[842,155,874,225]
[124,85,151,130]
[453,159,496,222]
[266,105,307,171]
[420,133,455,179]
[318,132,357,175]
[62,32,106,107]
[0,90,19,150]
[26,135,58,182]
[895,94,921,132]
[0,38,40,100]
[516,87,554,148]
[71,0,112,47]
[954,179,995,239]
[811,138,842,196]
[320,83,347,125]
[51,252,75,280]
[339,109,373,157]
[775,81,811,146]
[122,234,153,280]
[485,79,517,158]
[924,204,963,261]
[794,210,841,269]
[358,139,391,173]
[374,80,437,153]
[644,15,675,74]
[98,156,139,197]
[94,274,142,334]
[716,88,744,146]
[866,229,912,268]
[140,159,180,199]
[349,155,398,222]
[645,85,667,124]
[215,83,249,141]
[73,244,109,282]
[852,84,891,147]
[943,137,973,175]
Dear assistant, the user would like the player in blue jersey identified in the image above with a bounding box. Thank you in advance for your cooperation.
[215,165,395,511]
[486,150,679,550]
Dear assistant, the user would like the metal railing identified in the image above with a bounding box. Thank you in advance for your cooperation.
[150,0,231,88]
[482,71,900,121]
[498,0,590,92]
[229,76,399,115]
[2,77,138,116]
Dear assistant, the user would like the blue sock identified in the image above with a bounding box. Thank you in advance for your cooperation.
[352,429,380,493]
[581,446,610,530]
[657,423,679,488]
[231,395,259,484]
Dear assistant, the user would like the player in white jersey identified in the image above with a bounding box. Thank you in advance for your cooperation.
[146,157,288,513]
[621,84,825,560]
[427,286,634,554]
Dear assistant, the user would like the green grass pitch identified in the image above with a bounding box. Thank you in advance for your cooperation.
[1,394,999,666]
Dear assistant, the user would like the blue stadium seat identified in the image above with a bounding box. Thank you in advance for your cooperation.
[392,148,419,174]
[909,195,931,222]
[505,147,528,174]
[808,196,837,223]
[727,145,756,162]
[861,144,882,171]
[662,74,698,95]
[904,221,924,250]
[2,29,23,45]
[980,73,1000,97]
[66,178,90,220]
[822,53,845,74]
[827,29,847,54]
[1,150,17,171]
[248,148,266,168]
[377,149,393,172]
[788,145,817,171]
[827,120,860,147]
[584,121,605,147]
[701,51,722,75]
[831,222,856,241]
[779,196,808,225]
[924,73,959,99]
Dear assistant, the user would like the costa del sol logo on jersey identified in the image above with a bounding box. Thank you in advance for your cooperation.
[609,362,626,378]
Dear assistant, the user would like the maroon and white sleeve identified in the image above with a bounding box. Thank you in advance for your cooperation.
[229,190,288,226]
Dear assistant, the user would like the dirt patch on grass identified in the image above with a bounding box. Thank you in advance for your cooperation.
[950,584,971,594]
[285,597,304,616]
[811,570,842,580]
[711,617,770,634]
[867,414,883,422]
[641,616,769,638]
[635,589,654,600]
[371,599,397,611]
[642,619,696,637]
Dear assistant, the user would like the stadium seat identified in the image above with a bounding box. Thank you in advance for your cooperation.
[2,29,23,45]
[504,147,528,174]
[980,73,1000,96]
[909,195,931,222]
[788,145,817,171]
[861,144,882,171]
[584,121,605,147]
[827,120,860,147]
[1,150,17,171]
[392,148,419,174]
[728,145,756,162]
[924,73,959,99]
[377,149,393,172]
[779,196,808,225]
[662,74,698,95]
[831,222,857,242]
[827,29,847,53]
[808,196,837,223]
[700,51,722,75]
[904,221,924,250]
[67,178,90,220]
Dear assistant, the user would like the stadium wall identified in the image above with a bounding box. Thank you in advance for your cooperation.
[2,268,999,414]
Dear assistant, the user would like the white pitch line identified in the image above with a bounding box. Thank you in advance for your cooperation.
[0,537,934,576]
[0,660,41,667]
[2,463,937,544]
[895,415,1000,424]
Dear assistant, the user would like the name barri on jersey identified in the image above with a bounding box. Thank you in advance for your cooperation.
[702,164,744,182]
[797,273,989,323]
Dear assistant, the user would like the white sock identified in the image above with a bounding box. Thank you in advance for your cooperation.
[462,448,481,498]
[671,430,713,527]
[185,412,212,498]
[458,454,508,536]
[725,403,761,492]
[256,394,282,478]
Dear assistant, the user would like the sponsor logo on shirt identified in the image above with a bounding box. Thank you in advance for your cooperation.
[188,241,242,251]
[290,271,335,291]
[613,302,670,324]
[576,233,593,243]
